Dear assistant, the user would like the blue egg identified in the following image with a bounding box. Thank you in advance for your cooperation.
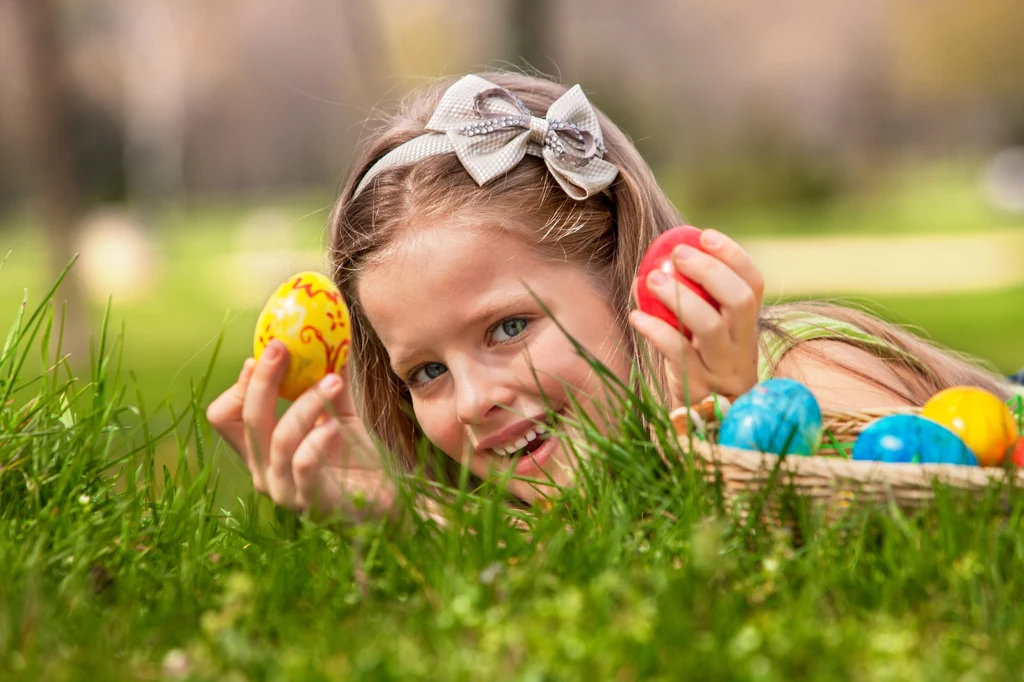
[852,414,977,466]
[718,379,823,455]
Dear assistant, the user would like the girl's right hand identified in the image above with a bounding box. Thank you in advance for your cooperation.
[206,339,395,521]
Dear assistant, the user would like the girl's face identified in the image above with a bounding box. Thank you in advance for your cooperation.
[358,220,632,504]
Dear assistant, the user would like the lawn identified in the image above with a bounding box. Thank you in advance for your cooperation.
[2,178,1024,679]
[3,262,1024,680]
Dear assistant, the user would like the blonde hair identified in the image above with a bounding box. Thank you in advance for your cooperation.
[328,71,1014,471]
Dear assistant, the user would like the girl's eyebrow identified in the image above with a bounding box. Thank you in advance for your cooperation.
[388,291,538,373]
[464,291,536,330]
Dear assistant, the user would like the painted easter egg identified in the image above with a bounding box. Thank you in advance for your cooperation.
[921,387,1019,467]
[852,414,977,466]
[254,271,352,401]
[718,378,823,455]
[636,225,720,339]
[1012,436,1024,468]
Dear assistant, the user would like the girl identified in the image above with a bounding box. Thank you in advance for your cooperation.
[207,72,1021,519]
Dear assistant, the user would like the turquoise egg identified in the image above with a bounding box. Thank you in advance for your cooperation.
[852,414,977,466]
[718,379,823,455]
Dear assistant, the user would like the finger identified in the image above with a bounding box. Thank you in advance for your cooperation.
[331,361,358,419]
[267,373,345,505]
[291,419,344,513]
[699,230,765,302]
[206,358,256,456]
[645,269,728,342]
[242,340,289,492]
[670,245,760,335]
[294,425,395,520]
[629,309,710,400]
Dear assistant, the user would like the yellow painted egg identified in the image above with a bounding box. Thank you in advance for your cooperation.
[921,386,1019,467]
[253,271,351,401]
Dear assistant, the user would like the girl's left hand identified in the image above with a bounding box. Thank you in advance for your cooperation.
[629,228,764,408]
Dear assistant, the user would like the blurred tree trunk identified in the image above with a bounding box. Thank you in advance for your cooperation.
[14,0,88,362]
[119,0,184,213]
[507,0,551,72]
[341,0,388,99]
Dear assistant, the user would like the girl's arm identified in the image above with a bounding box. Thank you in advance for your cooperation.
[629,229,920,413]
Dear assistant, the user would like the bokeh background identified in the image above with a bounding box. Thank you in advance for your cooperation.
[2,1,1023,475]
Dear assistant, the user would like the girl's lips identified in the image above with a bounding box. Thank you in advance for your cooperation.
[513,434,558,478]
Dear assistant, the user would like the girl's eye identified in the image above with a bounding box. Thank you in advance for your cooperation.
[492,317,528,344]
[410,362,447,386]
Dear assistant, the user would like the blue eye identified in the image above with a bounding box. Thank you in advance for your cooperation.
[493,318,528,344]
[411,362,447,386]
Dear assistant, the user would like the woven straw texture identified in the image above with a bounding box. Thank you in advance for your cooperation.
[672,407,1024,519]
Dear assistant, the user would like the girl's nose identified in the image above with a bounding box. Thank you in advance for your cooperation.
[453,365,517,426]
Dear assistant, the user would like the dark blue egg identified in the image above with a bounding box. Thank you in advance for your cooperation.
[852,414,977,465]
[718,379,823,455]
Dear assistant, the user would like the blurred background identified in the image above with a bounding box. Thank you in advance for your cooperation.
[2,1,1023,462]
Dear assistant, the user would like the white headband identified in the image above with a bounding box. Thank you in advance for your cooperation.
[353,75,619,201]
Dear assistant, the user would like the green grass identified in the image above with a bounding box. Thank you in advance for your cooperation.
[4,263,1024,679]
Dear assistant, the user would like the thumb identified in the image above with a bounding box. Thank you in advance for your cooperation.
[206,358,256,453]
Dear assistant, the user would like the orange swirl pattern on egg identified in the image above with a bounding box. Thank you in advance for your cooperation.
[254,272,352,401]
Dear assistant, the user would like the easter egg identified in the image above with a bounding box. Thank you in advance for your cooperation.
[921,387,1019,466]
[852,414,976,465]
[1013,437,1024,468]
[636,225,720,339]
[254,271,352,401]
[718,378,823,455]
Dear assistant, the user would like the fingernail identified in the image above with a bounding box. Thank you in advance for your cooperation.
[674,245,697,261]
[649,270,669,286]
[320,373,341,393]
[264,341,282,361]
[702,229,723,248]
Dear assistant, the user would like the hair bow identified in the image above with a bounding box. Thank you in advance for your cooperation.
[353,75,618,200]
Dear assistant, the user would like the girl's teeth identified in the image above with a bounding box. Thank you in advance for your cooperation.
[489,426,547,457]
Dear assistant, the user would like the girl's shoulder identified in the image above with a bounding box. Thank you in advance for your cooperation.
[757,306,1024,402]
[756,306,914,382]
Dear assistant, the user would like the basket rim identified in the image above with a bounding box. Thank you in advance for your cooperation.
[681,437,1024,489]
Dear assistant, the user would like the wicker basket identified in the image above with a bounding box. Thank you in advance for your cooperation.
[817,407,921,457]
[671,406,1024,519]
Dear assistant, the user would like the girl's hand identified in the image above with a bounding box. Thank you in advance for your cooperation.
[629,229,764,408]
[206,339,395,521]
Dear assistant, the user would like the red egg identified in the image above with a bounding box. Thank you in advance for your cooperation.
[1013,436,1024,468]
[636,225,720,339]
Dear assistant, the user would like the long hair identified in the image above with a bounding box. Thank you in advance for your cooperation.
[329,71,679,470]
[328,70,1015,472]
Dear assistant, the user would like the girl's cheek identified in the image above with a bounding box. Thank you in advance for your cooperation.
[415,403,464,461]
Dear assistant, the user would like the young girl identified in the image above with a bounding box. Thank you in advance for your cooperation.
[206,72,1021,519]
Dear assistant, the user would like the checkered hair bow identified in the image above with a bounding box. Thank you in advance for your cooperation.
[353,75,619,200]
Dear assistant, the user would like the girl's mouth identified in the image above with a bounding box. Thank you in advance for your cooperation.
[512,434,559,477]
[490,409,567,478]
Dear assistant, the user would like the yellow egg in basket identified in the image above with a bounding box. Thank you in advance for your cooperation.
[921,386,1019,466]
[253,271,352,401]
